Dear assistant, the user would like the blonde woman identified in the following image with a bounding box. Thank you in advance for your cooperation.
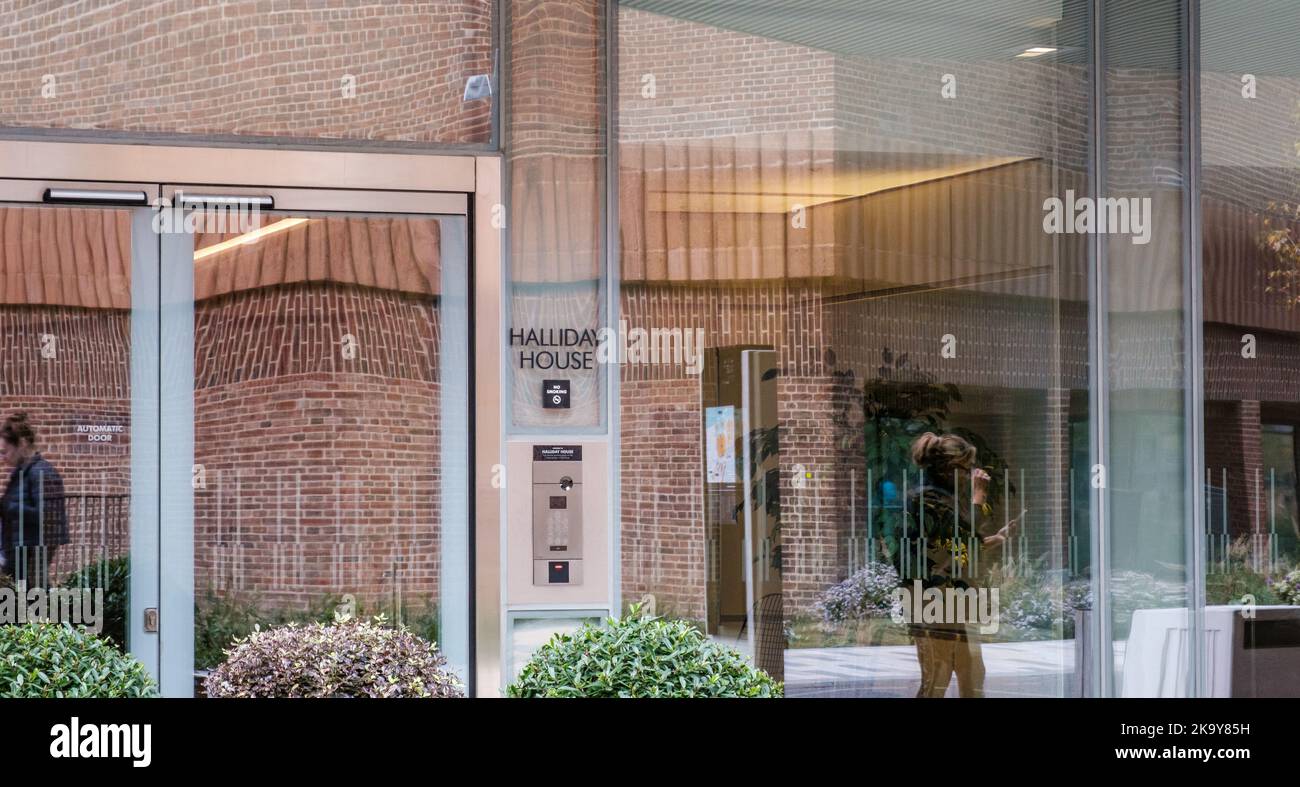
[905,432,1018,698]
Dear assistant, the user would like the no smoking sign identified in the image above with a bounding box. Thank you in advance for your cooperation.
[543,379,571,409]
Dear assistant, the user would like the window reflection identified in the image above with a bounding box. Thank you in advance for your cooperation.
[618,0,1092,697]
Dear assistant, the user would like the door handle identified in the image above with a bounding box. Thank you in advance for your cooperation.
[176,193,274,209]
[43,188,149,206]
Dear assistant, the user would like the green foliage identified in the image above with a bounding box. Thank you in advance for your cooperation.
[0,622,155,698]
[1207,564,1281,606]
[785,615,911,649]
[194,588,333,670]
[60,555,129,649]
[507,608,782,698]
[1271,568,1300,605]
[1260,200,1300,306]
[204,616,462,698]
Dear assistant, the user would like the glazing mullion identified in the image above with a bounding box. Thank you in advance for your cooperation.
[1181,0,1207,700]
[1089,0,1115,699]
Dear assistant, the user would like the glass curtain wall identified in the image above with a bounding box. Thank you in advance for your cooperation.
[617,0,1096,697]
[1099,0,1192,699]
[609,0,1278,697]
[0,198,158,674]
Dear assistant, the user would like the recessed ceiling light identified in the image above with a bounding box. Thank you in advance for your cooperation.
[192,217,310,262]
[1016,46,1058,58]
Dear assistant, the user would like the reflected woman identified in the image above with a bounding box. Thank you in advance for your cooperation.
[1,413,68,587]
[905,432,1018,698]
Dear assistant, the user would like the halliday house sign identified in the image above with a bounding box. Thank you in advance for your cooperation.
[509,327,600,370]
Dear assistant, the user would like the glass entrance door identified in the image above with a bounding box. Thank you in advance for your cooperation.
[157,186,472,696]
[0,180,161,678]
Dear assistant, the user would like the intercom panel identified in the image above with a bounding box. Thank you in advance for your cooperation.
[531,445,582,585]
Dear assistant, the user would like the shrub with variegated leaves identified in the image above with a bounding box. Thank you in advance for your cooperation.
[1271,568,1300,606]
[814,562,903,626]
[204,616,462,698]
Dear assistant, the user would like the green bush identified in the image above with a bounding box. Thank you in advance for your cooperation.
[194,588,339,670]
[508,610,782,698]
[204,616,462,698]
[61,555,129,649]
[1207,564,1281,606]
[0,623,155,698]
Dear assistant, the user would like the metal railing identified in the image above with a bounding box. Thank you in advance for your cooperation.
[10,494,129,585]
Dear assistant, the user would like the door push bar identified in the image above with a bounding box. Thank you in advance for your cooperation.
[43,188,149,206]
[175,193,274,209]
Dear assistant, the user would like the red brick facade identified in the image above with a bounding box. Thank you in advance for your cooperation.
[0,0,493,146]
[0,305,131,580]
[192,282,443,612]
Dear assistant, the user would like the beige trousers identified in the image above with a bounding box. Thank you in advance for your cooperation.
[913,627,986,698]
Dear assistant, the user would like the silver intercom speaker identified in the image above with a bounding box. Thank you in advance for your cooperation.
[532,445,583,585]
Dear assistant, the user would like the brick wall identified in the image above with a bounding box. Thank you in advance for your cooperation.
[619,375,705,620]
[617,8,835,143]
[1205,399,1264,541]
[193,281,443,613]
[619,281,865,619]
[0,305,131,580]
[0,0,493,145]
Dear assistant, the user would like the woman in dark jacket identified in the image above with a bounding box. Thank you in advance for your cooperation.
[1,412,68,587]
[904,431,1018,698]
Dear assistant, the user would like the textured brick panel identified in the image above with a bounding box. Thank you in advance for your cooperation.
[0,207,132,308]
[194,215,442,301]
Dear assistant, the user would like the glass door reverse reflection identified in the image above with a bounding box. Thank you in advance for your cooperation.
[160,192,471,696]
